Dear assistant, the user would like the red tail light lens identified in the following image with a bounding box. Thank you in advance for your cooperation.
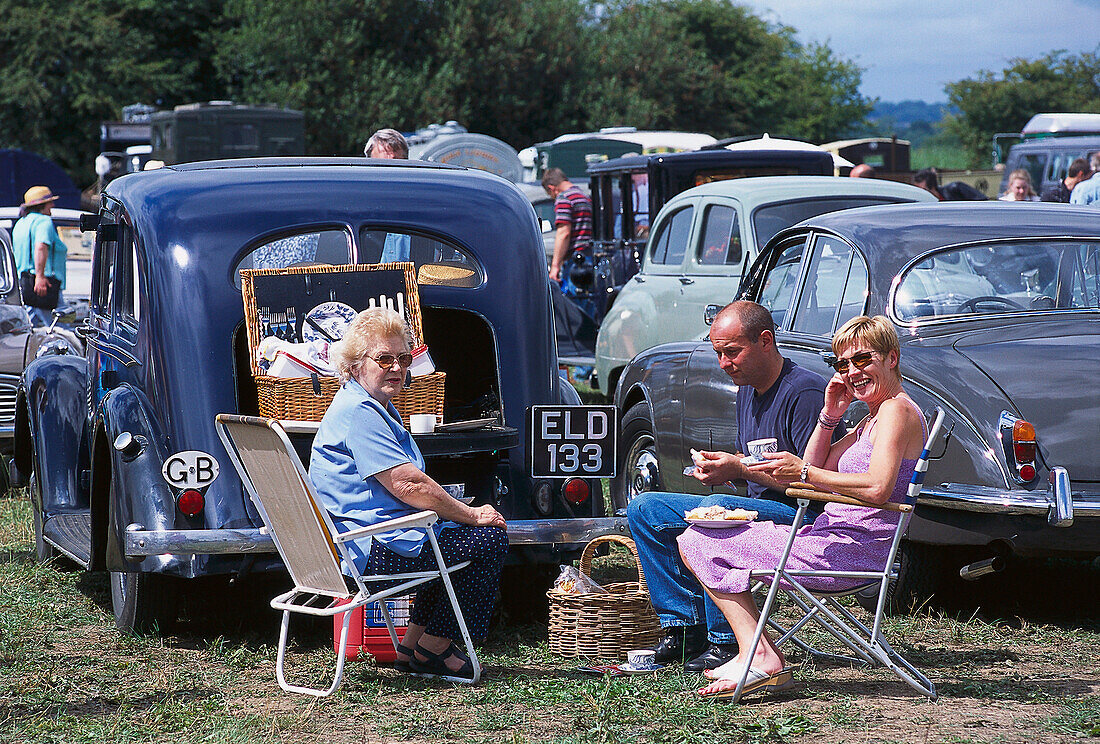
[1012,420,1037,464]
[177,489,205,517]
[1018,464,1036,482]
[563,478,590,505]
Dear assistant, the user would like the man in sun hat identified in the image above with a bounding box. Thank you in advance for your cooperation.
[12,186,67,325]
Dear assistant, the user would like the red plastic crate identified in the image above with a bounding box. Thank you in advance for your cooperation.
[333,597,412,662]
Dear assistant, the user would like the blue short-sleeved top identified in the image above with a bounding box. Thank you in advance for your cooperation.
[12,212,67,288]
[309,378,450,565]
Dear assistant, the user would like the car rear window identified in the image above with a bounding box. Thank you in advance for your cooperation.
[235,229,352,287]
[752,197,902,248]
[894,240,1100,321]
[358,228,483,288]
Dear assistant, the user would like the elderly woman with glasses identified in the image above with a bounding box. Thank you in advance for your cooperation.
[677,315,927,700]
[309,307,507,682]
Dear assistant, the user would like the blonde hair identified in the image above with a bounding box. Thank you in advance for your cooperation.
[1004,169,1036,197]
[331,307,413,382]
[833,315,901,377]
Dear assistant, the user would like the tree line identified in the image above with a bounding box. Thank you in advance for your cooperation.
[0,0,870,185]
[2,0,1097,185]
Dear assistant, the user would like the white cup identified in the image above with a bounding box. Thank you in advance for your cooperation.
[746,437,778,461]
[409,414,437,434]
[626,649,657,669]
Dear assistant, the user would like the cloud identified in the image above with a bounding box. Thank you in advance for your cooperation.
[738,0,1100,101]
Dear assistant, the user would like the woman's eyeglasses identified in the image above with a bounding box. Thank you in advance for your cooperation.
[369,352,414,369]
[829,351,875,374]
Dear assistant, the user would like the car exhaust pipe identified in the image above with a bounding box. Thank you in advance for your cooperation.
[959,555,1006,581]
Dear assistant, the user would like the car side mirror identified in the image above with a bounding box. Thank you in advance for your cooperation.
[703,304,721,326]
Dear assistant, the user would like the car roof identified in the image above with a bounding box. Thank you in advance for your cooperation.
[587,147,832,175]
[661,175,934,208]
[1008,135,1100,151]
[773,202,1100,280]
[0,207,91,228]
[104,158,536,261]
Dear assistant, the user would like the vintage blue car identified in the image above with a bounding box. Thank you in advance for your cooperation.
[613,202,1099,608]
[17,158,620,630]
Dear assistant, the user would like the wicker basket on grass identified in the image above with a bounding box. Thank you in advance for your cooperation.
[547,535,662,659]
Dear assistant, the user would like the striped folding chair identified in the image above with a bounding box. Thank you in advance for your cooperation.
[215,414,480,697]
[727,407,946,703]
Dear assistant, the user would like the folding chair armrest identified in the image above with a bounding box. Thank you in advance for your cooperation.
[334,510,440,543]
[786,485,912,513]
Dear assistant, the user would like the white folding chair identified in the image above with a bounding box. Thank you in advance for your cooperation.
[728,407,946,703]
[215,414,481,697]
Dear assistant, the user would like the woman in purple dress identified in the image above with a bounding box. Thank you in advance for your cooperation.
[678,316,927,699]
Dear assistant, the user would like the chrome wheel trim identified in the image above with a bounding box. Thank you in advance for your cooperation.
[625,434,659,501]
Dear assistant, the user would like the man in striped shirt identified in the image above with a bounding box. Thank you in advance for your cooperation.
[541,168,593,287]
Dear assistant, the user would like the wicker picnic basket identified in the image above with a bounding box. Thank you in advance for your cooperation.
[254,371,445,426]
[240,263,445,423]
[547,535,662,659]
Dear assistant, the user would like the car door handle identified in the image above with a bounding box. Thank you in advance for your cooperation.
[74,323,99,339]
[679,277,694,285]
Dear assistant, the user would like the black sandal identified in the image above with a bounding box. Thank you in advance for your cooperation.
[394,641,415,672]
[409,641,476,682]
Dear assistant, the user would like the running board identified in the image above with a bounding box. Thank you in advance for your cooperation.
[43,513,92,568]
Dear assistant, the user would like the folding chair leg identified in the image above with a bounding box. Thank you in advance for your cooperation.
[275,608,351,697]
[424,532,481,684]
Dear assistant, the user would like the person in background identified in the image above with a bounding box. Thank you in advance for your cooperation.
[12,186,66,326]
[309,307,507,682]
[364,128,409,159]
[998,169,1040,201]
[848,164,874,178]
[541,167,593,289]
[364,128,412,261]
[628,301,840,672]
[1040,158,1091,203]
[1069,153,1100,206]
[913,168,987,201]
[679,315,927,700]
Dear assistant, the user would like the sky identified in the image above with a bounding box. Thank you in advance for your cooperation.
[739,0,1100,103]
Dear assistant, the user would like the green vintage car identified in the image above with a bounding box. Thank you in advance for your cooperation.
[593,176,935,397]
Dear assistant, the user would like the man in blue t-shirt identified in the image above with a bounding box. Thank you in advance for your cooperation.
[628,301,840,671]
[12,186,67,326]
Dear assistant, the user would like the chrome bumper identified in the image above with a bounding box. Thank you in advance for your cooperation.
[918,467,1099,527]
[124,517,631,557]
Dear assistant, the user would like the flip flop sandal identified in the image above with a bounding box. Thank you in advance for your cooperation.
[410,642,476,683]
[698,667,794,701]
[394,642,415,672]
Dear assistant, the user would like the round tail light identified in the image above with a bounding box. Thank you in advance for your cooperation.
[1018,464,1036,482]
[177,489,205,517]
[563,478,590,505]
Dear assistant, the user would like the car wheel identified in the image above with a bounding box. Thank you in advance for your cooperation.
[110,570,178,633]
[861,540,946,615]
[610,402,660,512]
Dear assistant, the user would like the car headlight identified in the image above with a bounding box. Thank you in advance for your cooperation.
[36,337,78,359]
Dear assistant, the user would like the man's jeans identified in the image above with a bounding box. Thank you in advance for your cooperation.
[627,490,809,645]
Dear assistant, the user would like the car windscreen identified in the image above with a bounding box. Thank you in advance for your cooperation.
[752,197,903,248]
[893,240,1100,321]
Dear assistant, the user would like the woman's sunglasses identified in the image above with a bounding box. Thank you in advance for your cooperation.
[829,351,875,374]
[369,352,414,369]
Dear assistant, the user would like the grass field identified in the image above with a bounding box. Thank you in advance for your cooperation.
[2,490,1098,744]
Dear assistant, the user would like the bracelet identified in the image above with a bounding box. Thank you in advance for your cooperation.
[818,410,843,425]
[817,414,839,430]
[799,461,810,483]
